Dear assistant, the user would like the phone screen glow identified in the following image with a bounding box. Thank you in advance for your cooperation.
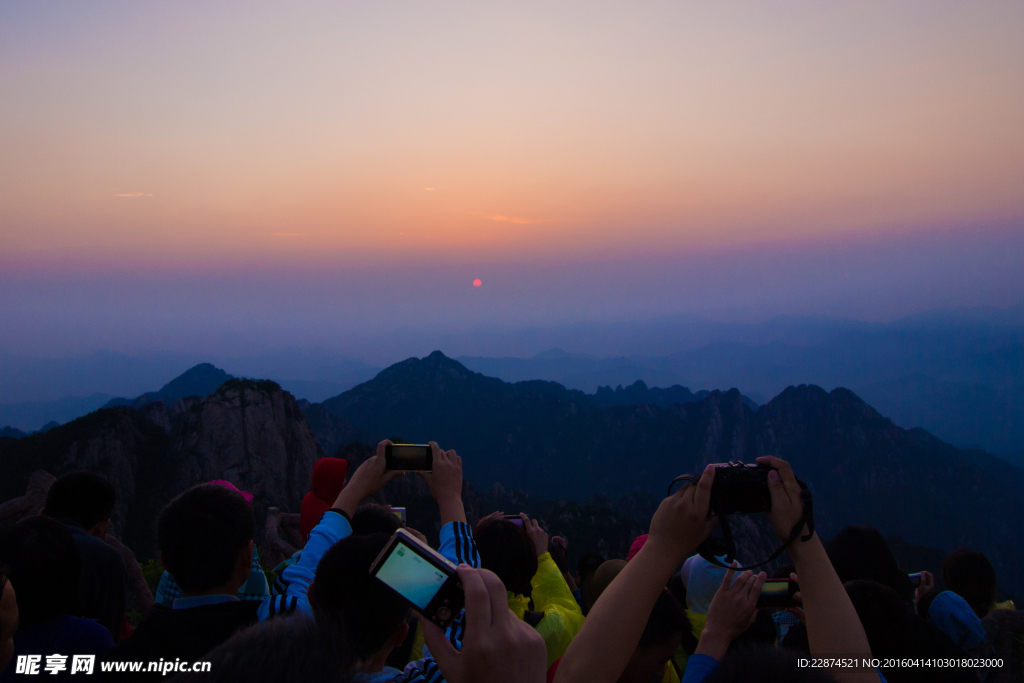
[376,542,448,609]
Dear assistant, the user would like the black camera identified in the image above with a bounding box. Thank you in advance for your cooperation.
[710,462,775,515]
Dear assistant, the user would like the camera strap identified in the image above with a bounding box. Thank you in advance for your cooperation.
[666,475,814,571]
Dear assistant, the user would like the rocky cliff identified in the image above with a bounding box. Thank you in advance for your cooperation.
[0,378,323,557]
[169,379,322,534]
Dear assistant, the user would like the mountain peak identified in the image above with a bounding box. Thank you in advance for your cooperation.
[159,363,234,400]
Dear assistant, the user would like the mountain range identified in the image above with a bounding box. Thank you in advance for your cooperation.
[2,351,1022,600]
[7,308,1022,463]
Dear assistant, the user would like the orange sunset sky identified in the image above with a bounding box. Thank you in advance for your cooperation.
[1,1,1023,358]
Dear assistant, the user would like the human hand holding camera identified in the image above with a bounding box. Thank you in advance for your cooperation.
[417,442,466,525]
[420,566,547,683]
[757,455,813,551]
[644,464,718,568]
[334,441,404,517]
[520,514,548,557]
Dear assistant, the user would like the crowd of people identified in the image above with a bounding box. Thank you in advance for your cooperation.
[0,441,1020,682]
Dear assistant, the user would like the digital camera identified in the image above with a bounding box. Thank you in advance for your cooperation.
[710,462,775,515]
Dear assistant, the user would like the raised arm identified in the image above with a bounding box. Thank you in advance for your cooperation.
[757,456,879,683]
[259,444,401,621]
[417,442,467,525]
[554,466,718,683]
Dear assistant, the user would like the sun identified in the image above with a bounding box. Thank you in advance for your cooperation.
[472,279,482,287]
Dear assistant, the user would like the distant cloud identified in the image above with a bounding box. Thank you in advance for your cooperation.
[423,187,435,191]
[112,192,153,197]
[485,214,548,225]
[271,232,308,236]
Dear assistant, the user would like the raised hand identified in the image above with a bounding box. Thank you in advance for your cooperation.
[697,562,767,660]
[756,455,809,543]
[520,514,549,558]
[420,567,547,683]
[915,570,935,604]
[417,442,467,524]
[334,441,404,517]
[645,464,718,566]
[475,511,505,531]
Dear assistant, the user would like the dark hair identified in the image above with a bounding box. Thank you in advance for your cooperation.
[843,580,910,659]
[826,525,913,604]
[351,505,402,537]
[706,643,836,683]
[157,483,254,594]
[730,608,777,649]
[638,589,691,650]
[666,571,687,608]
[44,471,117,531]
[309,533,410,660]
[577,552,605,582]
[474,519,537,596]
[174,616,356,683]
[942,548,996,618]
[0,516,80,626]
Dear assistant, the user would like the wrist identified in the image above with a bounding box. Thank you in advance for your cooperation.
[641,535,691,570]
[437,497,467,525]
[788,531,821,565]
[695,629,731,661]
[334,488,364,518]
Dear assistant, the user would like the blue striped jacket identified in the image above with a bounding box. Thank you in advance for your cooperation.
[258,509,480,683]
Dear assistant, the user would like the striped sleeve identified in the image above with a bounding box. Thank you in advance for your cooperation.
[393,656,446,683]
[438,521,480,568]
[258,509,352,621]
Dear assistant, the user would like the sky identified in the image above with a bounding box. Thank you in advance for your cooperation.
[1,0,1023,361]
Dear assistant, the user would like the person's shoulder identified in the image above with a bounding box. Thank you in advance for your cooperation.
[76,533,127,567]
[60,615,116,652]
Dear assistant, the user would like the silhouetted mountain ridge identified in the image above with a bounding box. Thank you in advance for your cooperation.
[103,363,234,409]
[316,351,1024,598]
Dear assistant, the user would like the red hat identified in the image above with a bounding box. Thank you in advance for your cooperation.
[208,480,254,505]
[626,534,648,562]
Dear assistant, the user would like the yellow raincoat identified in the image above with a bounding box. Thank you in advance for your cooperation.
[507,552,585,667]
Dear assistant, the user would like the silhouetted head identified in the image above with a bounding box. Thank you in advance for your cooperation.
[474,519,537,596]
[351,504,402,537]
[174,616,356,683]
[44,471,117,532]
[0,516,80,626]
[157,483,254,594]
[844,580,911,659]
[309,533,411,662]
[0,568,17,674]
[583,560,626,613]
[705,643,836,683]
[942,548,996,618]
[617,589,691,683]
[826,525,913,603]
[577,552,605,585]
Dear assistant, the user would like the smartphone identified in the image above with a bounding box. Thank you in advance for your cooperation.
[756,579,799,608]
[369,529,464,629]
[908,573,922,588]
[385,444,433,472]
[391,507,407,524]
[502,514,524,527]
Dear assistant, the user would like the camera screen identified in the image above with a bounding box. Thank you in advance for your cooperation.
[761,580,791,598]
[375,542,448,609]
[390,445,430,469]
